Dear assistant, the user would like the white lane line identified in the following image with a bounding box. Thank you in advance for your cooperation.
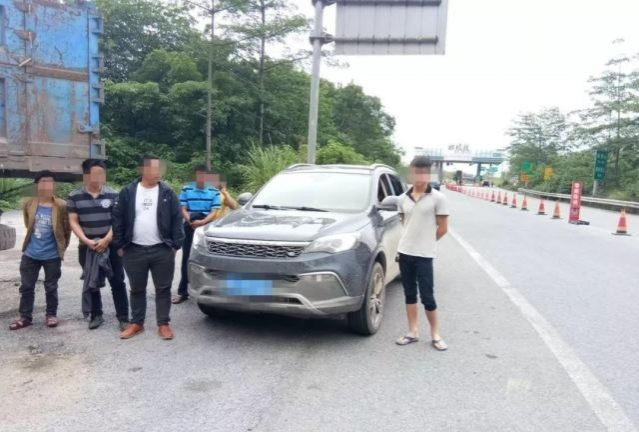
[448,228,637,432]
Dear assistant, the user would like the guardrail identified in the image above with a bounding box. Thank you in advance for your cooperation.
[518,188,639,212]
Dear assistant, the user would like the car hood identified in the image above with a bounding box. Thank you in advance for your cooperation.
[204,209,368,242]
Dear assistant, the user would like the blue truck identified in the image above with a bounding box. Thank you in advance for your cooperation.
[0,0,102,249]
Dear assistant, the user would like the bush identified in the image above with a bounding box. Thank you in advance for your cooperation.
[238,144,300,192]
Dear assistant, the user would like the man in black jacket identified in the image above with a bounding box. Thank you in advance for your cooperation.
[112,155,184,340]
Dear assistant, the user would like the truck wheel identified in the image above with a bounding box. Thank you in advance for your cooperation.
[197,303,232,318]
[0,224,16,251]
[348,262,386,336]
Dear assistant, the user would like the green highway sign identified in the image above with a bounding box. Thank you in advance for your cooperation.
[521,162,533,172]
[488,167,498,173]
[594,150,608,181]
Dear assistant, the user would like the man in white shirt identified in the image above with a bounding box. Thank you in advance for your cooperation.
[112,155,184,340]
[395,156,450,351]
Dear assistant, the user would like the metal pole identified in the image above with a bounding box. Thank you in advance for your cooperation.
[306,0,325,164]
[593,179,598,197]
[205,0,215,170]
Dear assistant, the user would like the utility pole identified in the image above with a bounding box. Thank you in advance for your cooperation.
[306,0,334,164]
[205,0,215,170]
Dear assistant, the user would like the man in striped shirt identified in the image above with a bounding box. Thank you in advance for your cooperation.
[173,165,221,304]
[67,159,130,331]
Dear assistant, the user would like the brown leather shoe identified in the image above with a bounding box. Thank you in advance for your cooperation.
[120,323,144,339]
[158,325,174,340]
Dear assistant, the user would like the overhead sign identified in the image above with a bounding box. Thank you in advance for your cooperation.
[594,150,608,181]
[569,181,583,224]
[335,0,449,55]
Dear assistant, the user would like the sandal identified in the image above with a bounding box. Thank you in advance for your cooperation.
[9,319,32,331]
[45,316,59,328]
[432,339,448,351]
[396,335,419,346]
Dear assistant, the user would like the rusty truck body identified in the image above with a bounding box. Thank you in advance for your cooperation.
[0,0,102,249]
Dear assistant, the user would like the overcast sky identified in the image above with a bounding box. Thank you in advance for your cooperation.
[287,0,639,161]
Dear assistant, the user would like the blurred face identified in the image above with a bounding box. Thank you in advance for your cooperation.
[140,159,163,184]
[205,173,221,188]
[87,166,106,187]
[410,166,431,188]
[37,177,55,198]
[195,170,207,185]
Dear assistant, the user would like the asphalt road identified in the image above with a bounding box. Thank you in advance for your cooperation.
[0,191,637,432]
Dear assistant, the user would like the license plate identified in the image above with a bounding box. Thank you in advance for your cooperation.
[222,273,273,296]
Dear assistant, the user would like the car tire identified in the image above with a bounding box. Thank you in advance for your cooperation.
[0,224,16,251]
[348,262,386,336]
[197,303,232,318]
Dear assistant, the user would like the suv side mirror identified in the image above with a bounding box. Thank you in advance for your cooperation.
[377,196,399,212]
[237,192,253,206]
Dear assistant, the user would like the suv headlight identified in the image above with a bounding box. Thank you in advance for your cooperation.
[193,227,206,250]
[306,233,360,254]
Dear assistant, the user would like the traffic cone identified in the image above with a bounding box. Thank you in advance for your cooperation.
[551,201,561,219]
[521,196,529,211]
[537,199,546,215]
[613,209,631,236]
[491,191,495,202]
[503,193,509,206]
[496,192,502,204]
[511,194,518,208]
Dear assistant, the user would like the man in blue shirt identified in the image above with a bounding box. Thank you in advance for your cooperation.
[173,165,221,304]
[10,171,71,330]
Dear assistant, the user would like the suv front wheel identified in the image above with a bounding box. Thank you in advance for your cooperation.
[348,262,386,335]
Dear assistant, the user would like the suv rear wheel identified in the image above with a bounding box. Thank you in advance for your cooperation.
[348,262,385,335]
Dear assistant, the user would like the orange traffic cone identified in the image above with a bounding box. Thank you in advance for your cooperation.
[503,193,509,206]
[511,194,518,208]
[537,199,546,215]
[491,191,496,202]
[613,209,631,236]
[496,192,502,204]
[551,201,561,219]
[521,196,529,211]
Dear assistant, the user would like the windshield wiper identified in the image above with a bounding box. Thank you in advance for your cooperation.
[252,204,328,212]
[252,204,286,210]
[280,206,329,212]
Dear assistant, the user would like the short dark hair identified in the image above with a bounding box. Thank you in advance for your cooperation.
[139,154,160,167]
[410,156,432,169]
[81,159,107,174]
[194,164,208,173]
[34,170,55,184]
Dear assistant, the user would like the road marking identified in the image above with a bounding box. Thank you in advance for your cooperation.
[449,228,637,432]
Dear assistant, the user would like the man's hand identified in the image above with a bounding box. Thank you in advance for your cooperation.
[94,237,111,254]
[191,220,206,229]
[117,248,124,258]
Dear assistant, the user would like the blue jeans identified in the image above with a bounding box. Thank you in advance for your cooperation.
[399,253,437,311]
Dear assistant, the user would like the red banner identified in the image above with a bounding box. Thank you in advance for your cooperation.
[569,181,583,223]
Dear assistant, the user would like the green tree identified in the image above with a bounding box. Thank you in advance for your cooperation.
[96,0,201,82]
[133,49,203,90]
[316,140,369,165]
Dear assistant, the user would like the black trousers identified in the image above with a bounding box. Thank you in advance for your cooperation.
[178,213,207,298]
[79,245,129,321]
[399,253,437,311]
[122,244,175,326]
[18,255,62,321]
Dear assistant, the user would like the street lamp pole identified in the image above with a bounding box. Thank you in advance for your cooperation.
[306,0,334,164]
[205,0,215,171]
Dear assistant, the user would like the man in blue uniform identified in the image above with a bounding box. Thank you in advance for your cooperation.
[173,165,221,304]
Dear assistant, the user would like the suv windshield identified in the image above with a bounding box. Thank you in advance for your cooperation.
[251,171,371,213]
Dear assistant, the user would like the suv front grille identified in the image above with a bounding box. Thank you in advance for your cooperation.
[206,239,308,259]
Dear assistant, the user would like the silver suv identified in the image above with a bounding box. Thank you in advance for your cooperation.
[188,164,406,335]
